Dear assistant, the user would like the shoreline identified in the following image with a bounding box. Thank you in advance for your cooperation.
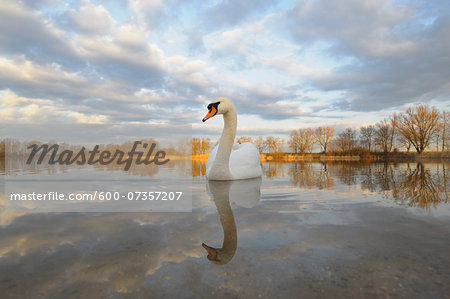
[192,152,450,162]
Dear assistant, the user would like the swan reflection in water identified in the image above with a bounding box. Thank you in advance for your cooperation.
[202,178,261,265]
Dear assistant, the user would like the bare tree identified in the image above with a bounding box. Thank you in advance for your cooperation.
[433,125,442,151]
[191,138,211,155]
[300,128,315,154]
[375,120,395,154]
[177,138,191,155]
[289,128,315,154]
[441,110,449,152]
[396,105,440,154]
[390,113,400,151]
[201,138,211,154]
[335,128,357,154]
[191,138,201,155]
[315,126,335,153]
[398,135,413,153]
[359,125,375,152]
[288,130,300,153]
[254,136,267,153]
[266,137,284,155]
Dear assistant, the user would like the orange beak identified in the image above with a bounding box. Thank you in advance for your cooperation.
[202,106,217,122]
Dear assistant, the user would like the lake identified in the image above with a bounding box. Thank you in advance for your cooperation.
[0,161,449,298]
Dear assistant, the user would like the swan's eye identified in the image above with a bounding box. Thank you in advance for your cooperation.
[207,102,220,110]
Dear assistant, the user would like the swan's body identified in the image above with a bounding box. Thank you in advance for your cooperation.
[202,97,262,181]
[206,142,261,180]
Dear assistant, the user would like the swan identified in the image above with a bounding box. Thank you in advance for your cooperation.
[202,97,262,180]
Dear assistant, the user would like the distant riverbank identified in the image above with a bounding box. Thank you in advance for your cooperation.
[3,151,449,163]
[192,152,450,162]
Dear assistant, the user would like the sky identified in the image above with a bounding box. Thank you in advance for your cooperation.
[0,0,449,139]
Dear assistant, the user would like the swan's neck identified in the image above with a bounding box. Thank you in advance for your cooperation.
[213,109,237,174]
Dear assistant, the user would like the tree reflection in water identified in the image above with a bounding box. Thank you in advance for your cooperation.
[288,162,334,189]
[193,160,448,210]
[4,158,447,211]
[192,160,207,177]
[285,161,449,210]
[392,162,448,210]
[263,162,285,178]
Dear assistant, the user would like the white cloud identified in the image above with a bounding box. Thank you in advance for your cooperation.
[0,0,448,133]
[127,0,167,30]
[288,0,417,58]
[76,33,164,70]
[66,111,110,124]
[19,104,45,117]
[0,0,79,67]
[0,107,15,120]
[0,57,86,86]
[65,2,116,35]
[204,14,284,64]
[260,55,334,82]
[114,24,148,50]
[0,89,110,124]
[128,0,164,12]
[0,89,52,108]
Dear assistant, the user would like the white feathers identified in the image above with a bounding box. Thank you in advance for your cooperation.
[206,142,262,180]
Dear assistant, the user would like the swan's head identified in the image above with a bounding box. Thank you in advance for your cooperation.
[202,97,234,122]
[202,242,233,265]
[202,243,221,262]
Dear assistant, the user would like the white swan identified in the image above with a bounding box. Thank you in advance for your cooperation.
[202,97,262,180]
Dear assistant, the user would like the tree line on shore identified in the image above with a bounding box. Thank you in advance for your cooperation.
[191,105,449,156]
[2,105,446,157]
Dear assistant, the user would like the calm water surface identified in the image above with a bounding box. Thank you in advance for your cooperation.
[0,161,449,298]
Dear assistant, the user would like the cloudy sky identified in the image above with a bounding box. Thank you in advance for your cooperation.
[0,0,449,138]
